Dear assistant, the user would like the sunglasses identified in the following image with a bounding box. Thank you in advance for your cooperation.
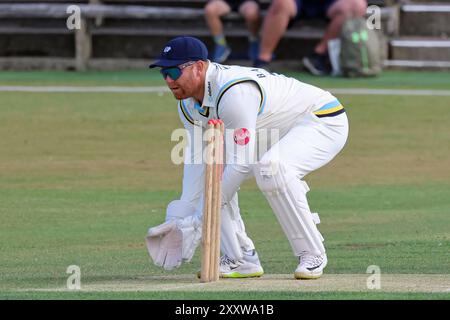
[160,61,197,80]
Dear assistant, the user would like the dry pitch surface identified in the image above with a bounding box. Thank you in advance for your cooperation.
[19,274,450,293]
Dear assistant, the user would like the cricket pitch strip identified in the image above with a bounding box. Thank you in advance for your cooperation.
[18,274,450,293]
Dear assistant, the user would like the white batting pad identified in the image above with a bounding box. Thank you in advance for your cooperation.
[219,193,256,260]
[228,193,256,252]
[254,160,325,256]
[220,202,245,261]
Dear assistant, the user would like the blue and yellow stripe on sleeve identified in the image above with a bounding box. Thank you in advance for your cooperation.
[216,77,266,117]
[313,100,345,118]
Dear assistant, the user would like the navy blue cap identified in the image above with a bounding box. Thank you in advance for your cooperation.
[149,36,208,68]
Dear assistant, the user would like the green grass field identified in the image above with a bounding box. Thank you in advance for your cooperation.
[0,70,449,300]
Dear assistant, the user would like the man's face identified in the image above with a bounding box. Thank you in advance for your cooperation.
[161,61,201,100]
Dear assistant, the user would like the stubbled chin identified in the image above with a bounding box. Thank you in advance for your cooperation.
[171,89,186,100]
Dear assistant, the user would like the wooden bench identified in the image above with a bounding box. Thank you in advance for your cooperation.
[0,1,396,70]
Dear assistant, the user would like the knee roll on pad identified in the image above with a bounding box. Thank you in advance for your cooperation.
[254,160,325,256]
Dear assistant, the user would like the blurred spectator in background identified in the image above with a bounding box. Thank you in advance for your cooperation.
[205,0,261,64]
[254,0,367,75]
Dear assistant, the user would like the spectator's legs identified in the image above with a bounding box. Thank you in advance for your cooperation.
[314,0,367,55]
[239,1,261,62]
[205,0,232,62]
[239,1,261,38]
[205,0,232,38]
[258,0,297,63]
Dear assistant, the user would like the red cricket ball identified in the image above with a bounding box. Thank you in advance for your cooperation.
[233,128,250,146]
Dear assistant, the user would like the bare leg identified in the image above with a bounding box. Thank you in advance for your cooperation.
[258,0,297,62]
[204,0,232,37]
[314,0,368,55]
[239,1,261,38]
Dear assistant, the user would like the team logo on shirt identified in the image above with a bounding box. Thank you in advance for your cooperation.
[234,128,250,146]
[207,81,212,99]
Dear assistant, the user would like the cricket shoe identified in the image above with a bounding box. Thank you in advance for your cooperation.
[220,250,264,278]
[294,252,327,279]
[197,250,264,278]
[302,53,331,76]
[253,58,270,70]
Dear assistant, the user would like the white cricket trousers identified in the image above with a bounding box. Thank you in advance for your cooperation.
[265,111,349,178]
[255,111,349,256]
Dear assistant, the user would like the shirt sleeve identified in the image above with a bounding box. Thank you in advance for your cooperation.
[217,81,261,202]
[177,103,204,209]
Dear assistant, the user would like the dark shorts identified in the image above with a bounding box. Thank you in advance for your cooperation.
[225,0,260,13]
[294,0,337,19]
